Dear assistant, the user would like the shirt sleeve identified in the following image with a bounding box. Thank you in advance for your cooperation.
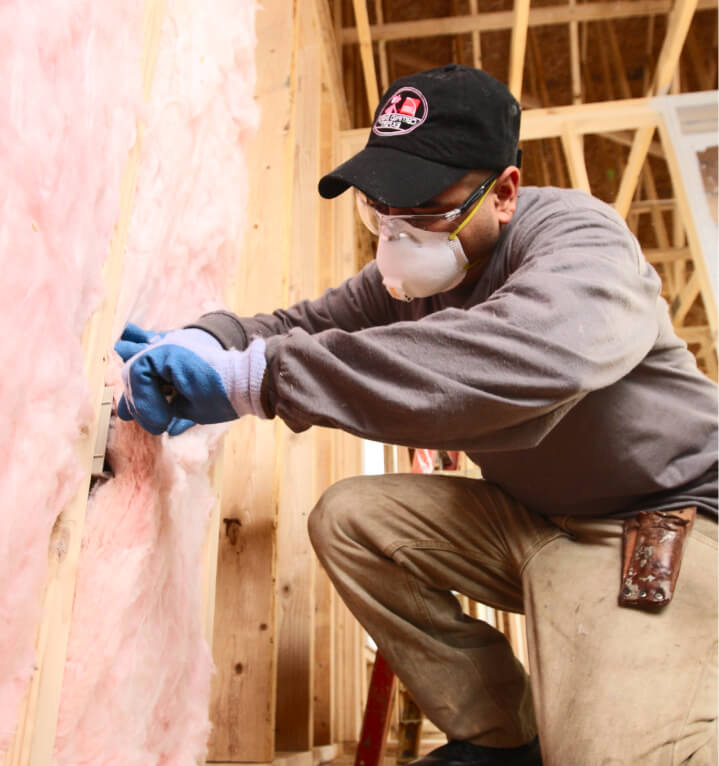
[187,262,401,349]
[262,202,663,451]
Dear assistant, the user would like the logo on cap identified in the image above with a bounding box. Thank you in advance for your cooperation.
[373,87,428,136]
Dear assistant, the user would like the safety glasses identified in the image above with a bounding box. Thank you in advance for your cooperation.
[355,173,499,237]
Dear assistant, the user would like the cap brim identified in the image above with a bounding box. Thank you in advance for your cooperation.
[318,146,470,207]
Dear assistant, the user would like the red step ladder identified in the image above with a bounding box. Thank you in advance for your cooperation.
[354,449,458,766]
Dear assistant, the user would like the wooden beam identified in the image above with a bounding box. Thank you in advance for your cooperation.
[603,130,664,158]
[520,97,658,141]
[352,0,380,115]
[275,1,321,750]
[1,4,167,765]
[313,559,336,746]
[313,0,351,129]
[568,0,582,104]
[469,0,483,69]
[671,269,701,325]
[509,0,530,100]
[651,0,700,96]
[630,198,677,213]
[613,0,698,216]
[641,165,676,288]
[644,247,692,263]
[561,123,591,193]
[206,0,296,758]
[676,324,714,344]
[614,125,657,218]
[346,96,667,142]
[340,0,716,44]
[373,0,390,93]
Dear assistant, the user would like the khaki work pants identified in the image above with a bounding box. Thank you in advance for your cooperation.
[308,473,718,766]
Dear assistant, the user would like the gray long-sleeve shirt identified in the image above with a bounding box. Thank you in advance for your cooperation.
[193,186,718,518]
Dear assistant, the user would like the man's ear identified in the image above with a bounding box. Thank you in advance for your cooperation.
[493,166,520,224]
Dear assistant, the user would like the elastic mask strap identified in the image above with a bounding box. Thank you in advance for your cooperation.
[448,179,497,241]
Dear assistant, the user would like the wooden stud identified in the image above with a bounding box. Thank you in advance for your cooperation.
[651,0,699,96]
[313,0,352,130]
[644,247,692,263]
[1,4,167,765]
[560,123,591,193]
[614,125,657,218]
[630,198,677,213]
[568,0,582,104]
[352,0,380,114]
[332,595,347,744]
[469,0,483,69]
[313,70,339,751]
[603,131,664,159]
[672,199,687,294]
[275,2,323,750]
[641,165,677,289]
[671,269,701,325]
[206,0,297,758]
[313,560,337,746]
[450,0,464,67]
[374,0,390,93]
[509,0,530,100]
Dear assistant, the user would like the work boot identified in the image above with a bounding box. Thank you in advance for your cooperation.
[408,738,542,766]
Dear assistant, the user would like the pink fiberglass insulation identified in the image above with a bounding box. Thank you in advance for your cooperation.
[54,1,258,763]
[0,0,143,751]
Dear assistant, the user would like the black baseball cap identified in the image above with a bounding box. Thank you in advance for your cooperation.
[318,64,521,208]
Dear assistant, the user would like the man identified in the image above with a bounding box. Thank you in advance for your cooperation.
[116,65,718,765]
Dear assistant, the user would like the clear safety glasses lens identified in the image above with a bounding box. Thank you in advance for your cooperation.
[354,173,499,237]
[355,191,463,236]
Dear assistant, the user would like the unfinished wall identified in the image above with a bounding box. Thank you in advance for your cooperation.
[2,0,258,762]
[1,0,145,754]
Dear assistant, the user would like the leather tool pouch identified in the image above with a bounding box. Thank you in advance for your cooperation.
[619,507,696,610]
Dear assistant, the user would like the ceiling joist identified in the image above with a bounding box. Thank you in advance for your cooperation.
[340,0,716,45]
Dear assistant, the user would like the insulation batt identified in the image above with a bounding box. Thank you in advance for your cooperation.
[0,0,143,751]
[1,0,258,763]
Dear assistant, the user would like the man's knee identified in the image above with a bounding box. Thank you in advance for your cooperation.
[308,474,394,560]
[308,476,365,557]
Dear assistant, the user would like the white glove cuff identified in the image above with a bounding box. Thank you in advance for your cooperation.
[247,337,268,419]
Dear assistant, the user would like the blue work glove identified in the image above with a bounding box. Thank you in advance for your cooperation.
[115,324,194,436]
[114,323,166,359]
[117,327,267,435]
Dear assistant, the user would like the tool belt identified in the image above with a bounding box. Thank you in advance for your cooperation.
[619,506,696,610]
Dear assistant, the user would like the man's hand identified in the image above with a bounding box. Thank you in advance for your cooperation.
[115,324,195,436]
[115,325,267,435]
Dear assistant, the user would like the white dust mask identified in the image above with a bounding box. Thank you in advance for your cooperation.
[375,218,470,302]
